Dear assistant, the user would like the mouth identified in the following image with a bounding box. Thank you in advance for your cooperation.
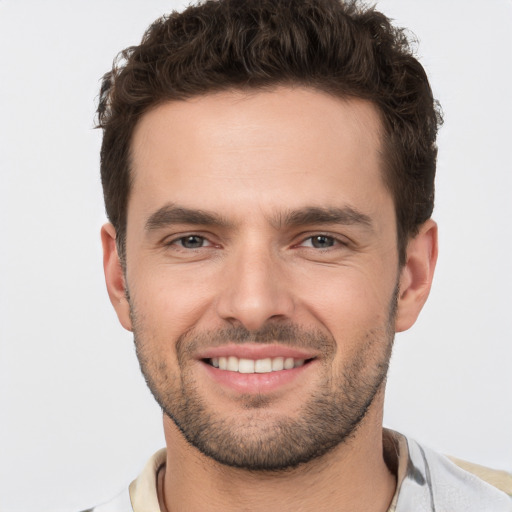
[204,356,314,374]
[197,344,319,394]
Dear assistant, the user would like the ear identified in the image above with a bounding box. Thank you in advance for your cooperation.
[395,219,438,332]
[101,223,133,332]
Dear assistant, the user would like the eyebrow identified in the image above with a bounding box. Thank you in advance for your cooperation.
[145,203,232,232]
[145,203,373,233]
[274,206,374,230]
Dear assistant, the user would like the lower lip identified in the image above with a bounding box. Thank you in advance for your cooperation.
[200,360,314,394]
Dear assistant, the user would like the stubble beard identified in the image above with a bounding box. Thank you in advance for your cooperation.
[131,294,397,472]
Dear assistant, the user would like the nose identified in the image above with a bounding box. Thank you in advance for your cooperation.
[215,243,295,331]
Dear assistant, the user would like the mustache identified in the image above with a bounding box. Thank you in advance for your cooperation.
[177,323,336,356]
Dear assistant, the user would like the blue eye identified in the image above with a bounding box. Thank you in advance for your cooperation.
[177,235,208,249]
[308,235,336,248]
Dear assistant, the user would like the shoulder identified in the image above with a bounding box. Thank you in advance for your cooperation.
[448,455,512,497]
[79,448,166,512]
[394,432,512,511]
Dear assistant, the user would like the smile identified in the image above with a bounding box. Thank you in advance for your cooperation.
[198,344,318,393]
[208,356,309,373]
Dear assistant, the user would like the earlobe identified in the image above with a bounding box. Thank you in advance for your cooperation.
[395,219,438,332]
[101,223,133,332]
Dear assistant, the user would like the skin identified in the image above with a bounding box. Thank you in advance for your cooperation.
[102,87,437,511]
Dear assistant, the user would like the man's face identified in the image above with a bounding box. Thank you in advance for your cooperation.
[117,88,402,469]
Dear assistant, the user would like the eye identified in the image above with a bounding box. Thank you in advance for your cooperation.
[302,235,337,249]
[174,235,211,249]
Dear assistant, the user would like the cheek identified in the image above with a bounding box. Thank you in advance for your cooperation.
[129,262,218,332]
[303,276,395,386]
[295,266,396,342]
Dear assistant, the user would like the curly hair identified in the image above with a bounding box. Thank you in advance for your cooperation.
[97,0,442,265]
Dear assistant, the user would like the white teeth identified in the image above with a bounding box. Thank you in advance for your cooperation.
[271,357,284,371]
[255,358,272,373]
[227,356,238,371]
[238,358,255,374]
[210,356,308,373]
[284,357,295,370]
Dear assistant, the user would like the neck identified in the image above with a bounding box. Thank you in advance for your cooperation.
[159,394,396,512]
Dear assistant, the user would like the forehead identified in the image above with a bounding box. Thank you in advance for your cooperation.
[129,87,389,222]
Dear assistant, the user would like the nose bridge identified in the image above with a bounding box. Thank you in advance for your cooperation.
[216,237,294,330]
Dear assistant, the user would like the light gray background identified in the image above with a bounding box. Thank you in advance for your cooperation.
[1,1,511,511]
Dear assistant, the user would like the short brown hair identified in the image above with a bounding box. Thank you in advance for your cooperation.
[97,0,442,265]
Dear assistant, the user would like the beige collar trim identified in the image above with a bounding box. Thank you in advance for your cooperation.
[129,448,166,512]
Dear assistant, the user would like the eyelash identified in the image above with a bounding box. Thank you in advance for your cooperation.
[168,235,213,249]
[299,234,343,248]
[165,233,347,251]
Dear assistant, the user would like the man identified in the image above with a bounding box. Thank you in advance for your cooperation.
[92,0,512,510]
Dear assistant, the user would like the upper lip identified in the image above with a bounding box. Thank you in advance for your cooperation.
[196,343,318,360]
